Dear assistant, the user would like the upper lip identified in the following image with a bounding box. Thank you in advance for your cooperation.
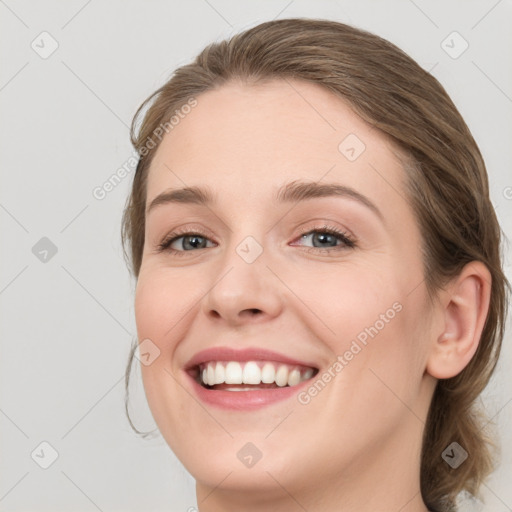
[184,347,319,370]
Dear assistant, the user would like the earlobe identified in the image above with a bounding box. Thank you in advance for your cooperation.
[426,261,492,380]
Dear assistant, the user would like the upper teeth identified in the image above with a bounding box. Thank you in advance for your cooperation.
[199,361,315,387]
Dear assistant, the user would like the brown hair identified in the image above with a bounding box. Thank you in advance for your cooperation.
[121,18,510,511]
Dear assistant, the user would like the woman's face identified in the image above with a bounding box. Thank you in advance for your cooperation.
[135,79,437,505]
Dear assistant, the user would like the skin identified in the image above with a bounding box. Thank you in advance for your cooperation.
[134,78,491,511]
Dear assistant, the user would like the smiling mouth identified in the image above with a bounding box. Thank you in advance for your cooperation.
[189,360,319,391]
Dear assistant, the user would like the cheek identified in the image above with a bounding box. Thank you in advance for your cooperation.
[299,264,427,395]
[293,264,401,350]
[134,269,190,342]
[133,272,190,439]
[348,291,431,406]
[133,269,194,408]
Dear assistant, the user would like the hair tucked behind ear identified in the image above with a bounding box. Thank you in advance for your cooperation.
[121,18,510,511]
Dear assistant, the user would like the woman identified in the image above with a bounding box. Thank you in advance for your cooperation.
[121,18,509,512]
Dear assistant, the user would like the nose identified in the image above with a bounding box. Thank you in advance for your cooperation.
[202,241,283,327]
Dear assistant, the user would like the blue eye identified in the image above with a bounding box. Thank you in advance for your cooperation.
[296,227,355,250]
[158,233,215,254]
[157,225,356,256]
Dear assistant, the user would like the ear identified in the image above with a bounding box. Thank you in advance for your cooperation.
[426,261,492,379]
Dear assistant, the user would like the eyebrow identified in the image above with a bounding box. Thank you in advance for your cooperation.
[146,179,384,222]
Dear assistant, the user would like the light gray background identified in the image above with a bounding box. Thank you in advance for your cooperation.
[1,1,511,511]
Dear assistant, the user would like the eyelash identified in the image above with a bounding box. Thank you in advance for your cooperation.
[156,224,356,257]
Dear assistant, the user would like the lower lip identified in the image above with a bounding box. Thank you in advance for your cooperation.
[185,371,312,411]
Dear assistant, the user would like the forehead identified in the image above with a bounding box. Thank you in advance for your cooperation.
[146,79,408,215]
